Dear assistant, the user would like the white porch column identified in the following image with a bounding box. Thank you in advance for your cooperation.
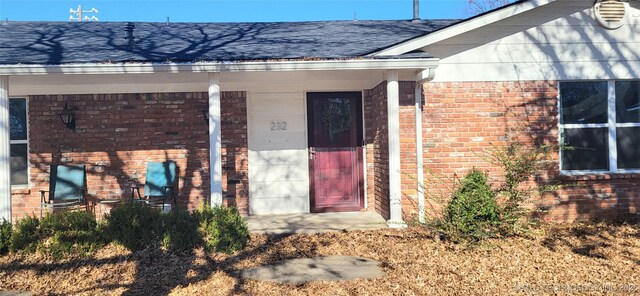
[386,70,405,227]
[0,76,11,222]
[208,72,223,206]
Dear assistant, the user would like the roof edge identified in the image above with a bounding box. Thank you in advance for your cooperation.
[370,0,556,57]
[0,58,439,76]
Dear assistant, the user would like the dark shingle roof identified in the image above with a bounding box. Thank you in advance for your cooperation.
[0,20,459,65]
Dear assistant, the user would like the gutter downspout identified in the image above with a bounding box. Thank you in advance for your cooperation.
[415,68,436,223]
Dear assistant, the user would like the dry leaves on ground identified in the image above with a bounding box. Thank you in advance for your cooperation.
[0,222,638,295]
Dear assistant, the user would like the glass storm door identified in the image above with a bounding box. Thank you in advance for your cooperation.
[307,92,364,212]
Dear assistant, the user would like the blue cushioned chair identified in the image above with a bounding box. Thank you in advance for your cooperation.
[40,164,87,217]
[131,161,177,210]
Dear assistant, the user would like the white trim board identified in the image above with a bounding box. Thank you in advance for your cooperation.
[8,70,417,96]
[371,0,557,56]
[0,59,438,76]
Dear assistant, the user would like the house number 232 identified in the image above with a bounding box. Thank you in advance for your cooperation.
[270,121,287,131]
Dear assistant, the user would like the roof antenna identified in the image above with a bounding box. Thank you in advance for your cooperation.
[353,12,357,21]
[411,0,421,23]
[3,18,8,25]
[166,16,170,26]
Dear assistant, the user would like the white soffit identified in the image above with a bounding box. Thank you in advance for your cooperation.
[371,0,557,56]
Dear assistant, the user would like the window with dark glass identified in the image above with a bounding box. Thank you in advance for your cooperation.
[10,98,28,185]
[560,81,640,172]
[615,81,640,170]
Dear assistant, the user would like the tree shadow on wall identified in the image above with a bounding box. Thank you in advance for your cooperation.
[28,92,214,218]
[481,2,640,222]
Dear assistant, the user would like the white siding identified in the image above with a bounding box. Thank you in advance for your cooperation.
[425,0,640,82]
[247,92,310,215]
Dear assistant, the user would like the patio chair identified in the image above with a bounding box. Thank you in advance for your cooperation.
[40,164,87,218]
[130,161,177,211]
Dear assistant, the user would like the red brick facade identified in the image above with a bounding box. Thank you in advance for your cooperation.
[364,81,419,220]
[364,82,390,218]
[422,81,639,221]
[220,92,249,214]
[364,79,638,222]
[10,91,249,220]
[9,80,637,222]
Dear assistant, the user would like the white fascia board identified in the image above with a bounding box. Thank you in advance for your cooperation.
[371,0,556,56]
[0,59,438,76]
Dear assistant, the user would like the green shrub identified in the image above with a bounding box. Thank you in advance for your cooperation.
[0,219,12,254]
[443,169,500,241]
[38,211,102,259]
[9,212,101,259]
[194,206,248,253]
[9,215,40,253]
[6,204,248,257]
[39,210,97,233]
[103,203,247,253]
[100,203,162,251]
[488,141,554,235]
[160,210,200,252]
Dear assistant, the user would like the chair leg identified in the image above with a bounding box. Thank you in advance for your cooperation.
[170,188,176,207]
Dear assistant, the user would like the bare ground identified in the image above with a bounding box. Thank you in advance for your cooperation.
[1,222,639,295]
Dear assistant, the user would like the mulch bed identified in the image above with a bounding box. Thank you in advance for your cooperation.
[1,222,639,295]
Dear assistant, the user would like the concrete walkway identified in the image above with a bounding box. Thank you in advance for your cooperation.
[246,212,388,234]
[238,256,385,284]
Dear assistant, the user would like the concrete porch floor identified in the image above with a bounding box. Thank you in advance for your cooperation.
[245,212,388,234]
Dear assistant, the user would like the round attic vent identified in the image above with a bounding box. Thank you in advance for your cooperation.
[594,0,628,29]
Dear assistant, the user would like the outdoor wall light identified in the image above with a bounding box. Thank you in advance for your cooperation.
[59,103,76,130]
[202,109,209,124]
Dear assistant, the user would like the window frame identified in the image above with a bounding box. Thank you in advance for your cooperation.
[559,80,640,175]
[9,97,30,187]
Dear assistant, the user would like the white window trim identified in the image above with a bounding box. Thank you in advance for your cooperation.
[559,80,640,175]
[9,97,30,188]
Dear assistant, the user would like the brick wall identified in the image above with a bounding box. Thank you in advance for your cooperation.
[422,81,639,221]
[220,92,249,214]
[10,91,249,220]
[398,81,420,220]
[12,80,632,222]
[364,81,418,220]
[364,82,390,219]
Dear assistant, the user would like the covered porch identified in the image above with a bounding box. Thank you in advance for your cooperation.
[0,59,436,226]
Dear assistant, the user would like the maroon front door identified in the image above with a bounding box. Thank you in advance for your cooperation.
[307,92,364,212]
